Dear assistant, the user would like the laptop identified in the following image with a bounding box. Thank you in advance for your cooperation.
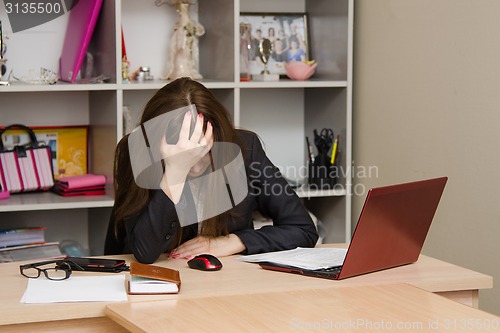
[258,177,448,280]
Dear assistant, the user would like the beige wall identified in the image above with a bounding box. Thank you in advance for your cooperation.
[353,0,500,314]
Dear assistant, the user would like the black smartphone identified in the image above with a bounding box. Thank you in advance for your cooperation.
[61,257,129,273]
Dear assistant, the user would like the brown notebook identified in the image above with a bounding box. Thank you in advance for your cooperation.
[128,262,181,295]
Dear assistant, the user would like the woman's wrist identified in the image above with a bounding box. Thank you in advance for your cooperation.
[160,169,189,204]
[227,233,246,254]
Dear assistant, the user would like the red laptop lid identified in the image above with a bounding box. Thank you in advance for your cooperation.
[338,177,448,279]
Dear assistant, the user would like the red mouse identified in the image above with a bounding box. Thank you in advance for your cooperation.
[187,254,223,271]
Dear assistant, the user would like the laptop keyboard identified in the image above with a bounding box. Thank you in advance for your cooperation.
[315,266,342,273]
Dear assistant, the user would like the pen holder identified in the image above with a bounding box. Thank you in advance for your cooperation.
[308,153,337,190]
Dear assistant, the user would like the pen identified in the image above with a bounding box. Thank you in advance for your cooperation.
[0,20,3,62]
[330,135,339,165]
[306,136,314,165]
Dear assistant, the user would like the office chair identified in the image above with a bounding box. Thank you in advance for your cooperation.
[104,210,126,255]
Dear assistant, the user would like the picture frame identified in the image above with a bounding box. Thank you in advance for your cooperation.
[1,126,89,179]
[239,13,310,78]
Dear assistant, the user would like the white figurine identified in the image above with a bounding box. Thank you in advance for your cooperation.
[163,0,205,80]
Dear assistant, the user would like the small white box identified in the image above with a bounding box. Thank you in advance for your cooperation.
[252,73,280,81]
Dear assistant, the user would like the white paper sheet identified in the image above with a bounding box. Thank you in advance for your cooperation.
[21,275,128,304]
[239,247,348,270]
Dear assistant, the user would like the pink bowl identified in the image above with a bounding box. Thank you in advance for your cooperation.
[285,61,318,80]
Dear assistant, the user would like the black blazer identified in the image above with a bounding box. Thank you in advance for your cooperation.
[105,130,318,263]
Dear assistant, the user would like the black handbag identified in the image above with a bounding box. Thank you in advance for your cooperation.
[0,124,55,193]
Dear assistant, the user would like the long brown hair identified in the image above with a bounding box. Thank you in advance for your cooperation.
[113,77,241,243]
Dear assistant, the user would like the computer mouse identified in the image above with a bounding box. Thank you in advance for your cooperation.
[187,254,223,271]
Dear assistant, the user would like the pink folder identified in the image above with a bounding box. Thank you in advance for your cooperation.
[56,174,106,190]
[59,0,103,83]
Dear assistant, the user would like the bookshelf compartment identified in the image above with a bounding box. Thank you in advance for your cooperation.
[0,0,353,253]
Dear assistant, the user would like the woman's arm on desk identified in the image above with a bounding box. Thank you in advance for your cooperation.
[170,131,318,259]
[229,131,319,254]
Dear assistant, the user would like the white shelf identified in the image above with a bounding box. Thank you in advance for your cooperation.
[117,79,347,91]
[0,81,119,92]
[0,192,114,212]
[238,80,348,89]
[118,79,347,91]
[120,79,238,91]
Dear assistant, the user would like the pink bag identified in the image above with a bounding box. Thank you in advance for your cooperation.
[0,124,54,193]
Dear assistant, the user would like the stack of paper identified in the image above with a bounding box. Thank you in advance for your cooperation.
[0,242,63,263]
[21,275,128,303]
[239,247,348,270]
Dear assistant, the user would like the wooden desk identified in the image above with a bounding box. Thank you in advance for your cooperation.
[105,284,500,333]
[0,247,493,332]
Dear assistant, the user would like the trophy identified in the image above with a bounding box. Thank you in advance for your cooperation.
[259,38,272,74]
[253,38,279,81]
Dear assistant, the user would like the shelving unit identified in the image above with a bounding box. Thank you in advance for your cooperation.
[0,0,353,254]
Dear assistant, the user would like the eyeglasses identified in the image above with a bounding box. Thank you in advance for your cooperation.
[19,259,83,281]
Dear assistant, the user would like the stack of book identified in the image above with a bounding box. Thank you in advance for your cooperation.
[0,227,46,248]
[52,174,106,196]
[0,227,64,263]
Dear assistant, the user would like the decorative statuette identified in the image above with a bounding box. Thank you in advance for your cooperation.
[157,0,205,80]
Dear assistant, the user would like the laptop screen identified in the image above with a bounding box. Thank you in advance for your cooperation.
[338,177,448,279]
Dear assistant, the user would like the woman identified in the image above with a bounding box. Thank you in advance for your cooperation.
[289,23,306,51]
[277,29,290,54]
[268,27,277,46]
[271,39,287,62]
[105,77,318,264]
[286,39,306,62]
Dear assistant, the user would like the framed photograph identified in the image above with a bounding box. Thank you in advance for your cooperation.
[239,13,309,77]
[1,126,89,179]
